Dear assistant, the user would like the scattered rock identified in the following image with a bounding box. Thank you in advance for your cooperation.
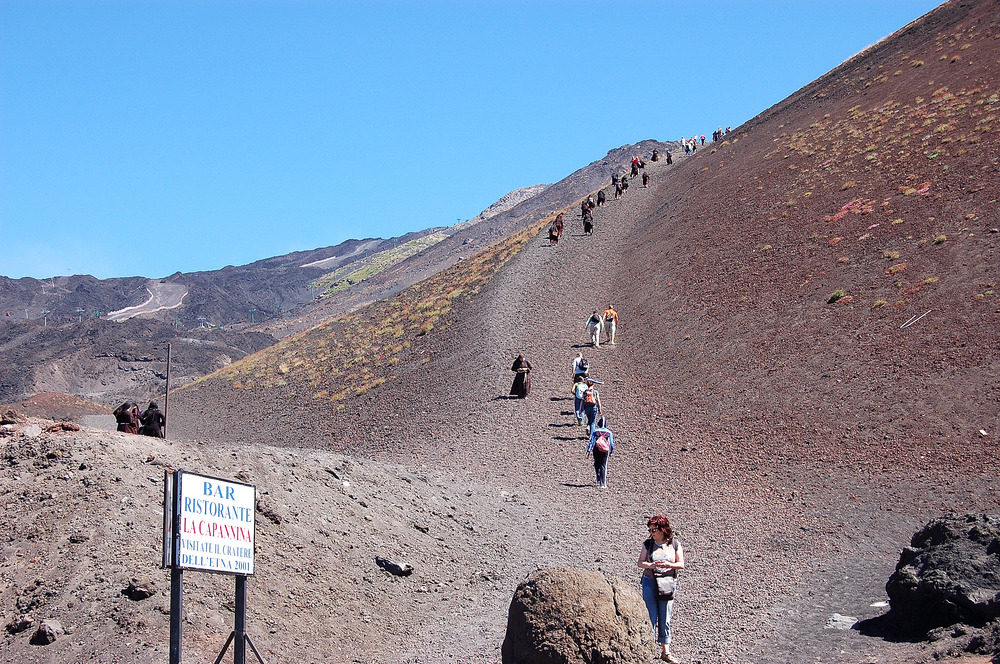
[256,497,282,525]
[885,513,1000,634]
[29,619,64,645]
[46,422,80,432]
[375,556,413,577]
[22,424,42,438]
[0,410,25,425]
[6,614,34,634]
[122,576,156,601]
[825,613,857,630]
[501,567,653,664]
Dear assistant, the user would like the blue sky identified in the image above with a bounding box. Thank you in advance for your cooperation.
[1,1,941,280]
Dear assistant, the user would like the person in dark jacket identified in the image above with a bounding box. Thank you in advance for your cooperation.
[139,401,166,438]
[113,401,140,434]
[509,354,532,398]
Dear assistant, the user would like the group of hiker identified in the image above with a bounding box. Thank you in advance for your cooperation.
[113,400,166,438]
[585,306,618,347]
[548,150,666,244]
[520,145,693,659]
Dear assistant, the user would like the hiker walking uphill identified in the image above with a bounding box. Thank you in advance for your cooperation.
[580,377,602,435]
[572,352,589,381]
[587,416,614,488]
[585,310,603,347]
[572,374,589,425]
[509,353,532,398]
[602,306,619,345]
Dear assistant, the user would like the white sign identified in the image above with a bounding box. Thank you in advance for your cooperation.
[174,471,256,575]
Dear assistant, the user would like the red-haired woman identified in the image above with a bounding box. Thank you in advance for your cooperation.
[637,515,685,662]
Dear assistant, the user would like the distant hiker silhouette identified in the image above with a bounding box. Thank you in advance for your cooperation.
[510,354,532,398]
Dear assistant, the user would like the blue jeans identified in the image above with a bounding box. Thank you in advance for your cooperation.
[583,404,597,435]
[573,396,584,422]
[641,575,675,645]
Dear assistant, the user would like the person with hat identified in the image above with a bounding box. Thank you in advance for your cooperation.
[580,377,602,435]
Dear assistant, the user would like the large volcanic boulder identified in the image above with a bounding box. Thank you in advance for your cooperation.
[886,513,1000,633]
[501,567,653,664]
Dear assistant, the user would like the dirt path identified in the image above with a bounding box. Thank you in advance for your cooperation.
[339,149,998,664]
[106,280,188,321]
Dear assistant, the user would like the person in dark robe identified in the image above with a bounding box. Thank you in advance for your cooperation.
[651,148,659,162]
[139,401,166,438]
[549,223,560,245]
[113,401,140,434]
[597,190,606,206]
[642,171,650,187]
[666,151,673,165]
[582,208,594,235]
[510,354,532,398]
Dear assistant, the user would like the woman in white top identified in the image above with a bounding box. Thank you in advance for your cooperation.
[637,514,685,663]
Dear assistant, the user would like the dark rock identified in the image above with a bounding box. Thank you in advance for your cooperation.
[46,422,80,432]
[885,513,1000,634]
[256,498,282,525]
[501,567,653,664]
[6,614,34,634]
[29,619,63,645]
[375,556,413,577]
[122,576,156,601]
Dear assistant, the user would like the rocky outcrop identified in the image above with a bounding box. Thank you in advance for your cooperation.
[886,513,1000,633]
[502,567,652,664]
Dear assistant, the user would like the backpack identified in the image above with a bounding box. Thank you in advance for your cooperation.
[583,388,597,406]
[578,358,589,373]
[604,311,615,322]
[594,432,610,453]
[589,314,602,325]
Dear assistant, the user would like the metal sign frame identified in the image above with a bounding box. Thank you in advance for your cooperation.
[163,470,266,664]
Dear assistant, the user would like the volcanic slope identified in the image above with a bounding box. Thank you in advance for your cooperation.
[170,1,1000,662]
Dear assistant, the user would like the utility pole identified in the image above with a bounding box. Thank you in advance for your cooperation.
[41,310,50,327]
[248,308,256,324]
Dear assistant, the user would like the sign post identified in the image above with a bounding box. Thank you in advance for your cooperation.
[163,469,264,664]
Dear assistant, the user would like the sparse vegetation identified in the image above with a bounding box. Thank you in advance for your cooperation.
[184,210,554,404]
[934,234,948,244]
[828,289,846,304]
